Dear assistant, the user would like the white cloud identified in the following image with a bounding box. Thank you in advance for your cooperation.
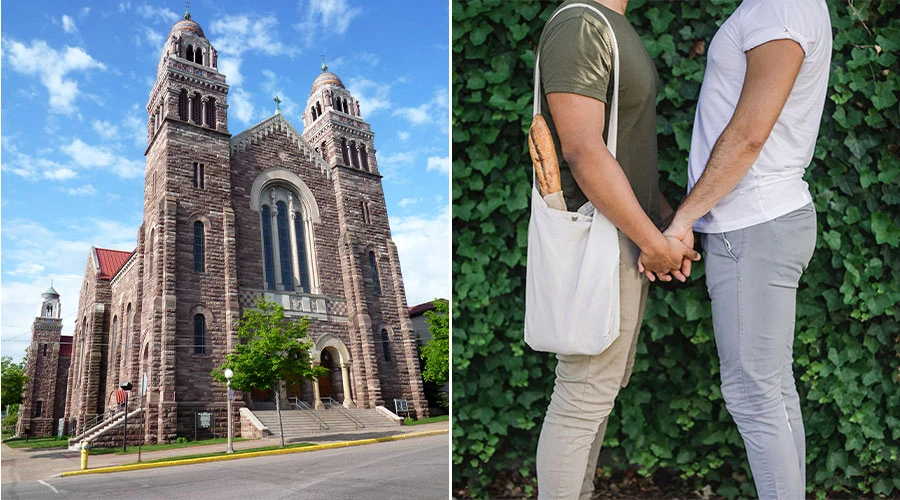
[229,87,257,126]
[1,138,75,181]
[92,120,120,140]
[296,0,362,41]
[62,15,78,34]
[66,184,97,196]
[426,156,450,174]
[379,151,416,165]
[393,86,449,128]
[394,103,430,124]
[398,131,410,141]
[1,217,140,361]
[218,57,243,86]
[44,168,78,181]
[136,5,179,23]
[136,26,164,48]
[123,104,148,148]
[261,69,299,118]
[118,2,131,13]
[390,206,450,305]
[3,39,106,114]
[346,77,391,116]
[210,15,290,58]
[61,139,144,178]
[398,197,421,208]
[79,7,91,18]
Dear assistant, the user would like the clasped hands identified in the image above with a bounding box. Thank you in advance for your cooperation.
[637,222,700,283]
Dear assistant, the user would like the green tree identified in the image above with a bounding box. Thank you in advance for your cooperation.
[420,299,449,387]
[213,298,326,447]
[1,356,28,410]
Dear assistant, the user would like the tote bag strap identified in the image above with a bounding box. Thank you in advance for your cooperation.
[532,3,621,159]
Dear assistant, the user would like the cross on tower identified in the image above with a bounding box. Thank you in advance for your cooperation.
[274,96,282,113]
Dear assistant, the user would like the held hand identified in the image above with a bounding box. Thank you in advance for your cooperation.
[663,223,697,279]
[637,235,700,283]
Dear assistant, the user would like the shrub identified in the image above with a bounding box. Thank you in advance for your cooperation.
[452,0,900,497]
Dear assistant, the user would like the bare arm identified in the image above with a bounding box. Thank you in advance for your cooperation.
[547,92,699,279]
[668,39,805,235]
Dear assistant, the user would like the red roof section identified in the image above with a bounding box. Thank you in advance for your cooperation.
[409,301,435,317]
[95,248,134,280]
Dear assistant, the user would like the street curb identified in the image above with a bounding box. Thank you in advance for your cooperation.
[59,429,448,477]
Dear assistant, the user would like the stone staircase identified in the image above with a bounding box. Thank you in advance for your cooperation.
[250,407,400,440]
[67,407,144,451]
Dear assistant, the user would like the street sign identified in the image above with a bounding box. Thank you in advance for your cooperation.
[228,389,234,401]
[141,373,148,396]
[198,412,212,428]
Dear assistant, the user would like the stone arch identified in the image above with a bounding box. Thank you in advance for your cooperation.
[249,168,321,222]
[313,334,355,408]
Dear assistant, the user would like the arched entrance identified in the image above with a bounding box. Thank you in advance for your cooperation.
[313,335,354,408]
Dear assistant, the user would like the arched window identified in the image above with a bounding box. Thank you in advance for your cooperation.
[316,102,322,116]
[320,141,328,162]
[194,314,205,354]
[148,229,155,278]
[191,93,202,124]
[259,184,315,293]
[294,211,311,293]
[126,304,132,365]
[178,89,188,121]
[261,205,276,290]
[342,98,349,114]
[311,107,317,121]
[349,143,359,168]
[111,315,118,367]
[195,47,202,65]
[193,221,205,272]
[359,144,369,171]
[186,45,194,62]
[276,201,294,291]
[381,329,391,362]
[369,251,381,295]
[341,138,349,166]
[205,97,216,128]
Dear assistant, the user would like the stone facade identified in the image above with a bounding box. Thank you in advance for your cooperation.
[58,11,427,444]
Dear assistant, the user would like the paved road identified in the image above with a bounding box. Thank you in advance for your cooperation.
[2,434,448,499]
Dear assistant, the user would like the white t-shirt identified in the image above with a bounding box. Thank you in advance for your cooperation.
[687,0,832,233]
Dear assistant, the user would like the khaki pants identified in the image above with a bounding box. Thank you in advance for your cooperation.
[536,231,649,500]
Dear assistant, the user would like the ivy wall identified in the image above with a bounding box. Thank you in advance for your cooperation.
[451,0,900,498]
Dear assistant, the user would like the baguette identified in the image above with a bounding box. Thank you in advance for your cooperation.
[528,114,567,210]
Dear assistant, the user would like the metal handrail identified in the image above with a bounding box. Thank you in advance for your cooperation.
[333,405,365,429]
[70,393,143,444]
[289,397,329,430]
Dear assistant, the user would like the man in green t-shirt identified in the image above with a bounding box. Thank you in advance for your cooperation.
[534,1,698,498]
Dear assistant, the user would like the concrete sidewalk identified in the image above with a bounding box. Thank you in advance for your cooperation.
[1,420,448,482]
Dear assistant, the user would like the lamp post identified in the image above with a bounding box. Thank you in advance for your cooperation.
[224,369,234,454]
[120,381,133,452]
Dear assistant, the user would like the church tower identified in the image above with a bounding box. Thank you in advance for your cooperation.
[301,62,428,417]
[17,285,66,437]
[140,8,237,442]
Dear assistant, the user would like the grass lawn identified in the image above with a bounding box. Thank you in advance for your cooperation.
[404,414,449,426]
[88,437,248,456]
[123,441,317,465]
[3,436,71,449]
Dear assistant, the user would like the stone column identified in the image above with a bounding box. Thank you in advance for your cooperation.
[270,204,283,290]
[312,362,323,409]
[340,362,355,408]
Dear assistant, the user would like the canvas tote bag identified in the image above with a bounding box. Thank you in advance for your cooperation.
[524,3,621,356]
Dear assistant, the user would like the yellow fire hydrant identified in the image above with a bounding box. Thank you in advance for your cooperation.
[80,440,89,470]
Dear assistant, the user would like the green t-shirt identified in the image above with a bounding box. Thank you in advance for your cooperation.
[537,1,660,223]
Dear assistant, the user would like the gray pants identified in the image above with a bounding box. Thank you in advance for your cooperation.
[701,203,817,500]
[536,232,649,500]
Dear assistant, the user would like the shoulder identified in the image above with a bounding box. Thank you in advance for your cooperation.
[542,4,615,56]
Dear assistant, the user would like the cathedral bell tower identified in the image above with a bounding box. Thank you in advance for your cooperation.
[301,61,428,417]
[17,285,65,437]
[140,8,237,443]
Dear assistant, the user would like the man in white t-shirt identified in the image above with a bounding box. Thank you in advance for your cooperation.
[638,1,832,498]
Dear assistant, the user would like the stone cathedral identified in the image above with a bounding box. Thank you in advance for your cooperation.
[55,11,427,443]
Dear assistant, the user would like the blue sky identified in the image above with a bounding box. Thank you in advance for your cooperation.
[1,0,450,363]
